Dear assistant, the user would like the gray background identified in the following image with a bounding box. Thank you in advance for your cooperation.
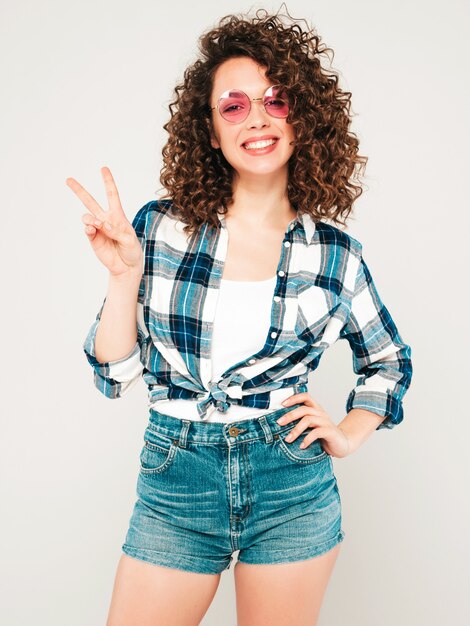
[1,0,469,624]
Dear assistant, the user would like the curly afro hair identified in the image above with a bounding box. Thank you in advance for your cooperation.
[157,4,368,237]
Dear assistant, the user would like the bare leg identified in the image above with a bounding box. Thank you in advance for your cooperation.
[106,553,222,626]
[234,543,341,626]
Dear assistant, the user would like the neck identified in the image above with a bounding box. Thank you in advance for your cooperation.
[226,171,296,230]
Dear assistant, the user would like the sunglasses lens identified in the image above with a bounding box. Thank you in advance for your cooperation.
[264,86,289,118]
[217,87,289,122]
[218,90,250,122]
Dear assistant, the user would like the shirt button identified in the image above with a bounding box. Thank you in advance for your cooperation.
[271,331,277,339]
[283,241,291,247]
[248,358,256,364]
[273,296,281,302]
[278,270,285,277]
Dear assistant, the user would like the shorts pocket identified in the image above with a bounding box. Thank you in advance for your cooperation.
[139,427,178,474]
[277,426,329,465]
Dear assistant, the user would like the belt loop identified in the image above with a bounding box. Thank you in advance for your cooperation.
[177,420,191,448]
[258,415,273,443]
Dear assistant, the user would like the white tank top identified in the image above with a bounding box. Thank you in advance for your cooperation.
[150,275,297,422]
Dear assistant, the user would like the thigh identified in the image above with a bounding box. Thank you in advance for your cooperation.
[234,543,341,626]
[106,553,221,626]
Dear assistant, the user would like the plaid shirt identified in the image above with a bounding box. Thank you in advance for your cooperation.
[83,199,413,427]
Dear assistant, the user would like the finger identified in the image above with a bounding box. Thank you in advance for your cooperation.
[82,213,103,228]
[284,422,311,443]
[100,166,124,216]
[65,177,109,223]
[284,417,320,443]
[298,433,317,449]
[81,213,115,236]
[282,392,321,409]
[276,406,321,425]
[298,393,323,409]
[298,429,327,449]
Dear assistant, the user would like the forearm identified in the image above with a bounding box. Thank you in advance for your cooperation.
[94,270,142,363]
[337,408,386,455]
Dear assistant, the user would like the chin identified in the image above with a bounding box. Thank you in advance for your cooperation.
[237,163,290,178]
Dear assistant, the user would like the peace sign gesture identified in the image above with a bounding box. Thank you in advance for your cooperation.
[66,166,143,277]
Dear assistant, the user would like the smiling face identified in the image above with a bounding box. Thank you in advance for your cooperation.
[209,56,296,181]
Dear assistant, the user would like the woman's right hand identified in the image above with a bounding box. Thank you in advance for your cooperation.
[66,166,143,277]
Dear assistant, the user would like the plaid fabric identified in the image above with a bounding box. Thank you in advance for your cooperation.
[83,199,413,427]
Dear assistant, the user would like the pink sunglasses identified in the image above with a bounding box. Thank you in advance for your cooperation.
[210,85,289,123]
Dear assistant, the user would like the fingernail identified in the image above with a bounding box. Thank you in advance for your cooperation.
[104,221,112,230]
[276,418,285,424]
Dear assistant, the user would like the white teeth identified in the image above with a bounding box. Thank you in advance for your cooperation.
[243,138,277,150]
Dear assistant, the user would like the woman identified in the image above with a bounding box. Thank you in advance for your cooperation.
[66,8,413,626]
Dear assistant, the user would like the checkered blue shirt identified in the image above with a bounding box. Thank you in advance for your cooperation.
[83,199,413,427]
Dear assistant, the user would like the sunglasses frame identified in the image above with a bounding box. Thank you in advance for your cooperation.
[209,85,289,124]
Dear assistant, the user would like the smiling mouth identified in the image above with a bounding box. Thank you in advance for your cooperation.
[242,138,279,150]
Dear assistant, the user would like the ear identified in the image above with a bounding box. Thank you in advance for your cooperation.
[206,116,220,150]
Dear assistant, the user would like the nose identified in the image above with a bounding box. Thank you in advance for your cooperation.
[245,99,271,128]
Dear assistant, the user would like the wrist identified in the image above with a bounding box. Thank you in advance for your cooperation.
[109,267,143,284]
[338,426,354,456]
[337,408,386,456]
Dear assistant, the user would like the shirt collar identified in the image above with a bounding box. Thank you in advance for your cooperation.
[217,210,316,246]
[291,211,316,245]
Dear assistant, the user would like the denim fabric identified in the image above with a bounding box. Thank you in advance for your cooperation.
[122,403,345,575]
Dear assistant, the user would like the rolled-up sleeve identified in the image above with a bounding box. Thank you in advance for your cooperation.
[339,251,413,430]
[82,203,150,399]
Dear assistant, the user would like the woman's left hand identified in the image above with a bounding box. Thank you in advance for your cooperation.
[277,392,351,458]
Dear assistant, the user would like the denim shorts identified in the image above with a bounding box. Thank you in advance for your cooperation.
[122,403,345,575]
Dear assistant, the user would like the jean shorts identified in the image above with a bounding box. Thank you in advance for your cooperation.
[122,403,345,575]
